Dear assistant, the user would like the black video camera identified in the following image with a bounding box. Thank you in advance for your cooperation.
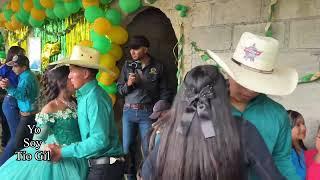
[127,60,142,73]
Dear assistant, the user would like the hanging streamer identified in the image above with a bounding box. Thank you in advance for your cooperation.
[173,23,184,88]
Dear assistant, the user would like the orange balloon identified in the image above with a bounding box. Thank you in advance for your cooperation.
[106,26,128,45]
[82,0,99,8]
[23,0,33,12]
[40,0,54,9]
[108,93,116,106]
[31,8,46,21]
[0,13,6,22]
[79,40,93,47]
[11,16,22,30]
[100,54,116,69]
[6,2,11,10]
[93,17,112,35]
[11,0,20,12]
[5,22,14,31]
[109,66,120,80]
[109,43,123,61]
[98,71,114,86]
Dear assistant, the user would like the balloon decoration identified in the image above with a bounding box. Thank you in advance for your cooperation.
[119,0,141,14]
[105,8,122,25]
[0,0,144,107]
[106,26,128,45]
[0,32,6,60]
[79,40,93,47]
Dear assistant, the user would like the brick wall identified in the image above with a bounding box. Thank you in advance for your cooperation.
[148,0,320,147]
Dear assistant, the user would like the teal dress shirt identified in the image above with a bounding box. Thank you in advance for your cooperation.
[62,80,123,159]
[232,94,300,180]
[7,69,39,113]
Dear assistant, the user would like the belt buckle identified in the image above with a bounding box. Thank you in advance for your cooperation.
[131,104,141,110]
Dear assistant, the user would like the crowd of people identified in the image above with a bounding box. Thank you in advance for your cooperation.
[0,32,318,180]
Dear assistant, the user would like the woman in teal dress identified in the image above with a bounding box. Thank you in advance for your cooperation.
[0,65,88,180]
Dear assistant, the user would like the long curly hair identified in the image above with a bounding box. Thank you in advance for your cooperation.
[40,65,70,104]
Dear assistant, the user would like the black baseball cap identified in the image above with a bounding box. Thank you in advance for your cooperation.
[128,35,150,50]
[7,54,29,67]
[149,100,171,119]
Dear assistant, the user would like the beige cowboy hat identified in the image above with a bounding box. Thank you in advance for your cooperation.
[207,32,298,96]
[50,45,107,71]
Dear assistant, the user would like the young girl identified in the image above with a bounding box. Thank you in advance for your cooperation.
[305,125,320,180]
[287,110,307,180]
[0,65,87,179]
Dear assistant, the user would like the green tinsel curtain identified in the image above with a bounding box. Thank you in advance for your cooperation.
[33,19,67,63]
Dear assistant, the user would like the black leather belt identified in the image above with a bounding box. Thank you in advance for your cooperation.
[124,103,153,110]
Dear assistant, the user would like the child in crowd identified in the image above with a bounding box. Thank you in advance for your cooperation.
[287,110,308,180]
[0,46,25,166]
[305,125,320,180]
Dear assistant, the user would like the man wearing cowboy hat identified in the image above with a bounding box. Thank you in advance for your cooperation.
[117,35,172,180]
[207,32,300,180]
[48,45,124,180]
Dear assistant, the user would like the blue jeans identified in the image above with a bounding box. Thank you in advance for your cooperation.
[122,107,152,180]
[0,95,20,166]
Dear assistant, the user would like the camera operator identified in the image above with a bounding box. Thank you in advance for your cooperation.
[117,35,172,180]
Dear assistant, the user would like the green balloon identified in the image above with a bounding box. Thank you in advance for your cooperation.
[105,9,122,26]
[0,51,6,59]
[64,1,81,14]
[4,9,13,21]
[45,8,57,19]
[93,36,112,54]
[15,12,23,23]
[84,6,104,23]
[100,0,113,5]
[96,72,101,79]
[19,8,30,25]
[33,0,45,10]
[98,82,117,94]
[54,3,70,19]
[119,0,141,14]
[90,29,100,40]
[29,17,44,27]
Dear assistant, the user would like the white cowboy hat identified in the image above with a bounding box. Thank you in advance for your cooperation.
[50,45,107,71]
[207,32,298,96]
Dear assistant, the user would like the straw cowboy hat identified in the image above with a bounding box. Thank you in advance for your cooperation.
[207,32,298,96]
[51,45,107,71]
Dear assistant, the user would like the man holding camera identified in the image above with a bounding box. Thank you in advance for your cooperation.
[117,35,172,180]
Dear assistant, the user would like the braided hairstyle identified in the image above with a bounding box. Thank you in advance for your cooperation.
[40,65,70,105]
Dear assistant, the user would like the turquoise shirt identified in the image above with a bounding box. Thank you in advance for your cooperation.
[62,80,123,159]
[7,69,39,113]
[232,94,300,180]
[291,149,306,180]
